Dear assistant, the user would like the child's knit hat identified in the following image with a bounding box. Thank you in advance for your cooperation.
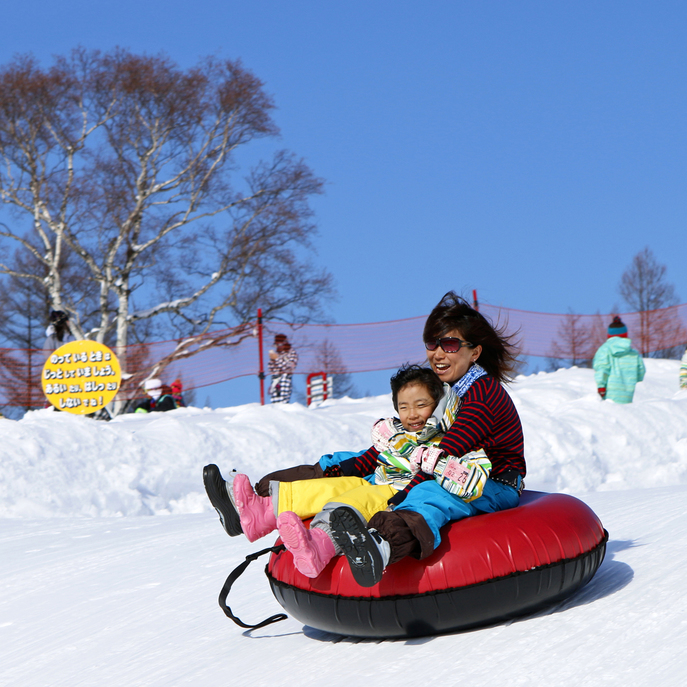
[607,316,628,338]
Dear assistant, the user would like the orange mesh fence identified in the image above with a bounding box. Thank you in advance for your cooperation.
[480,302,687,361]
[3,302,687,409]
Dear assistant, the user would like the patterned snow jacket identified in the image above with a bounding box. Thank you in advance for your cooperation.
[370,385,460,489]
[268,349,298,376]
[338,374,524,504]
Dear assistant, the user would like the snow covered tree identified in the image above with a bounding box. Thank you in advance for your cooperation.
[0,49,332,365]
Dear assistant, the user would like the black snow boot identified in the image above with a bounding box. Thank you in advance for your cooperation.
[203,464,243,537]
[330,506,390,587]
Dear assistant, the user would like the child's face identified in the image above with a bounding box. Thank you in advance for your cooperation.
[396,382,437,432]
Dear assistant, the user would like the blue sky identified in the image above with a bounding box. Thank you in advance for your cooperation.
[3,1,686,404]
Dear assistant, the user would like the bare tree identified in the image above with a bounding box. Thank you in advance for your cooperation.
[619,247,684,357]
[0,54,107,336]
[548,310,606,370]
[0,49,332,368]
[0,267,45,415]
[313,339,358,399]
[0,236,102,415]
[550,310,600,367]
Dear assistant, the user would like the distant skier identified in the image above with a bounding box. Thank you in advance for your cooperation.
[268,334,298,403]
[134,379,179,413]
[592,316,645,403]
[171,378,186,408]
[43,310,76,352]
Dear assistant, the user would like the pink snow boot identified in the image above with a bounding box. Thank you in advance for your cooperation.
[277,511,337,578]
[233,473,277,542]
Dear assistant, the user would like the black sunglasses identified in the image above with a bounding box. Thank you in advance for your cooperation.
[424,337,473,354]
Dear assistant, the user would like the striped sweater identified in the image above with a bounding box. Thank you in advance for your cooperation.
[268,348,298,375]
[342,375,525,496]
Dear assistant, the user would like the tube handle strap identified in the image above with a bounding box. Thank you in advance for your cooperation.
[218,544,287,630]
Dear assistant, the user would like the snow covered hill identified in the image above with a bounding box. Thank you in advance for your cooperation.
[1,361,686,686]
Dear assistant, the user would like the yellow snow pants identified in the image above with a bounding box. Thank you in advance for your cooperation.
[276,477,397,523]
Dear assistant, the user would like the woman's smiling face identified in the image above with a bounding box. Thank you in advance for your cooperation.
[426,328,482,384]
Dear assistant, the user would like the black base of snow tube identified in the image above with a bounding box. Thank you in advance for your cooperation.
[265,491,608,639]
[268,534,607,638]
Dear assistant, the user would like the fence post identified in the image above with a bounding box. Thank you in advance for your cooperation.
[257,308,265,405]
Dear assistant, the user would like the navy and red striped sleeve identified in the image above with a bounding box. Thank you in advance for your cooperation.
[438,375,525,478]
[337,446,379,478]
[392,375,526,501]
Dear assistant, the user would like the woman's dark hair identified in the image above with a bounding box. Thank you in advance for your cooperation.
[389,364,444,410]
[423,292,520,383]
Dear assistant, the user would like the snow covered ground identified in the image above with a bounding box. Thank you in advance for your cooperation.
[2,360,687,686]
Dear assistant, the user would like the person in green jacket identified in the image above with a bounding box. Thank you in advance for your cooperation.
[593,316,646,403]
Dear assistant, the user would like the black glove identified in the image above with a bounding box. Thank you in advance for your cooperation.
[323,464,344,478]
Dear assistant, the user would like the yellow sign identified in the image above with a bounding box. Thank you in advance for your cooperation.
[42,341,122,414]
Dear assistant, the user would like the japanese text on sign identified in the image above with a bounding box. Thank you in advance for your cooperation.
[41,341,122,413]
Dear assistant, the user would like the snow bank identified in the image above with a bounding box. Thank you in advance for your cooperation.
[1,359,685,518]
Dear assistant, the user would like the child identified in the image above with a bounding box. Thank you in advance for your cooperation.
[592,316,646,403]
[134,379,178,413]
[171,378,186,408]
[204,365,490,578]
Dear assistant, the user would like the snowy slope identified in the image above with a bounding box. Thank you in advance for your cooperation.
[1,360,687,686]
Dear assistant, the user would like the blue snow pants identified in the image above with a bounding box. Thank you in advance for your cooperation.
[394,477,520,550]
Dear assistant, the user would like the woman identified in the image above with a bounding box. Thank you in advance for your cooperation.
[328,291,526,587]
[204,292,525,587]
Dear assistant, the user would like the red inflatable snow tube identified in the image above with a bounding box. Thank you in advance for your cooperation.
[266,491,608,638]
